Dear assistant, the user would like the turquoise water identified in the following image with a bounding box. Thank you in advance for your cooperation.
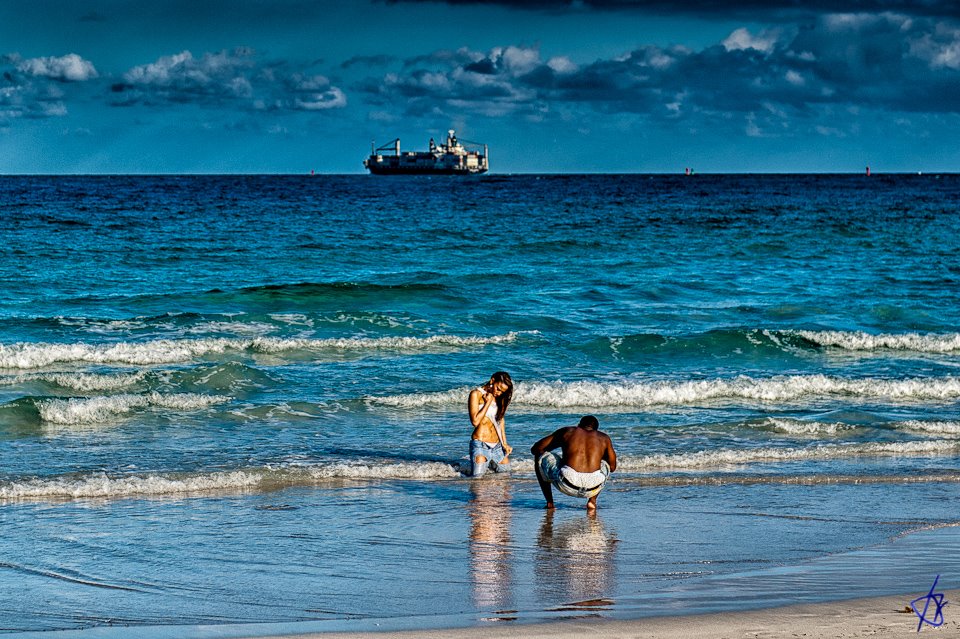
[1,174,959,634]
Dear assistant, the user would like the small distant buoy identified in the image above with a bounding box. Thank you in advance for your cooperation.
[310,169,315,176]
[685,167,690,176]
[866,166,871,176]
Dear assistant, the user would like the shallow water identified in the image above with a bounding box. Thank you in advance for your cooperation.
[0,174,958,633]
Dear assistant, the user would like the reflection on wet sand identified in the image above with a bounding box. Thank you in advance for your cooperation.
[468,479,514,617]
[535,509,618,610]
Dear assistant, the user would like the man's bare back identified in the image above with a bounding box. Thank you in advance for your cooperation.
[552,426,615,473]
[531,415,618,510]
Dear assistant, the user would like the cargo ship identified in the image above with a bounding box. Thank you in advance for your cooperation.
[364,130,488,175]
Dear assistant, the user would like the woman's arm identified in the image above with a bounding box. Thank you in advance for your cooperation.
[498,418,512,456]
[468,389,497,427]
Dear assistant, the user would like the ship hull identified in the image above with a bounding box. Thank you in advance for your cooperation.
[366,165,487,175]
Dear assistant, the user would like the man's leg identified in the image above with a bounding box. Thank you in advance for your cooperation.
[535,454,556,509]
[536,471,554,508]
[586,494,598,511]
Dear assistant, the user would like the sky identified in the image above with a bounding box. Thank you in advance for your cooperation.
[3,0,960,173]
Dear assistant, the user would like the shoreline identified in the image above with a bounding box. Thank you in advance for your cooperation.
[238,591,959,639]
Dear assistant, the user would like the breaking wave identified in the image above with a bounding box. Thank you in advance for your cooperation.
[750,417,856,436]
[506,439,960,473]
[368,375,960,409]
[748,418,960,438]
[2,440,959,500]
[3,393,229,425]
[575,328,960,360]
[0,333,520,368]
[790,330,960,353]
[0,461,463,500]
[621,440,960,470]
[898,420,960,436]
[0,371,147,392]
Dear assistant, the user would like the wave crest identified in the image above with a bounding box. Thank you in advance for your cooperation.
[369,375,960,409]
[0,371,147,391]
[568,440,960,471]
[0,462,463,500]
[0,333,520,368]
[36,392,228,424]
[791,330,960,353]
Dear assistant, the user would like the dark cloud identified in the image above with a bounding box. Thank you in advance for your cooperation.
[359,13,960,134]
[380,0,960,19]
[78,11,107,22]
[341,54,396,69]
[111,48,347,111]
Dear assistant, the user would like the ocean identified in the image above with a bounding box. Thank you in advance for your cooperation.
[1,174,959,636]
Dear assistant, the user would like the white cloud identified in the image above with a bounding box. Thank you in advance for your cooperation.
[909,25,960,70]
[117,49,346,112]
[294,87,347,110]
[723,28,779,54]
[547,56,577,74]
[17,53,98,82]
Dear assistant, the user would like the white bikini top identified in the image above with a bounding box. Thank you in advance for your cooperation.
[477,388,499,424]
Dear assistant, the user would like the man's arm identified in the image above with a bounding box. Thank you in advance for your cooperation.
[531,428,567,457]
[603,434,617,472]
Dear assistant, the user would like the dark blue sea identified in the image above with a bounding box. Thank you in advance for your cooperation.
[1,174,959,636]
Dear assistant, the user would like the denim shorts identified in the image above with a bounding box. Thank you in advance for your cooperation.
[470,439,510,477]
[536,451,609,499]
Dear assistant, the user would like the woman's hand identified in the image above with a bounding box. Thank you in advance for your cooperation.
[503,443,513,456]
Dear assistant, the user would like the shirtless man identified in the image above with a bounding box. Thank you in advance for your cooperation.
[530,416,617,511]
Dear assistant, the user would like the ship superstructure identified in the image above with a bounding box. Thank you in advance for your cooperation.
[364,130,488,175]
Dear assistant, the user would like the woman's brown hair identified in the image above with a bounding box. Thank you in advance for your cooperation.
[490,371,513,422]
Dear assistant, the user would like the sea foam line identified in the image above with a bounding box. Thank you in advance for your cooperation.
[368,375,960,409]
[503,440,960,473]
[0,333,520,368]
[2,439,957,500]
[36,392,228,424]
[756,418,960,438]
[790,330,960,353]
[753,417,855,436]
[0,371,147,392]
[0,462,463,500]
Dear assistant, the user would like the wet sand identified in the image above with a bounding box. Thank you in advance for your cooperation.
[248,592,959,639]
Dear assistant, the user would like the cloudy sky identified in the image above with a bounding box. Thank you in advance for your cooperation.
[3,0,960,173]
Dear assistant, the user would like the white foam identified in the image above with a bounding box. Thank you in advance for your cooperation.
[368,375,960,410]
[0,333,520,369]
[182,321,279,336]
[791,330,960,353]
[36,392,228,424]
[55,317,151,333]
[613,440,960,471]
[0,471,264,499]
[898,421,960,436]
[757,418,854,436]
[0,462,463,500]
[0,371,146,391]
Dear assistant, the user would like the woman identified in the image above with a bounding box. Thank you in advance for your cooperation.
[468,371,514,477]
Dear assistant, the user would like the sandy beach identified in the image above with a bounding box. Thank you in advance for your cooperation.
[252,592,959,639]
